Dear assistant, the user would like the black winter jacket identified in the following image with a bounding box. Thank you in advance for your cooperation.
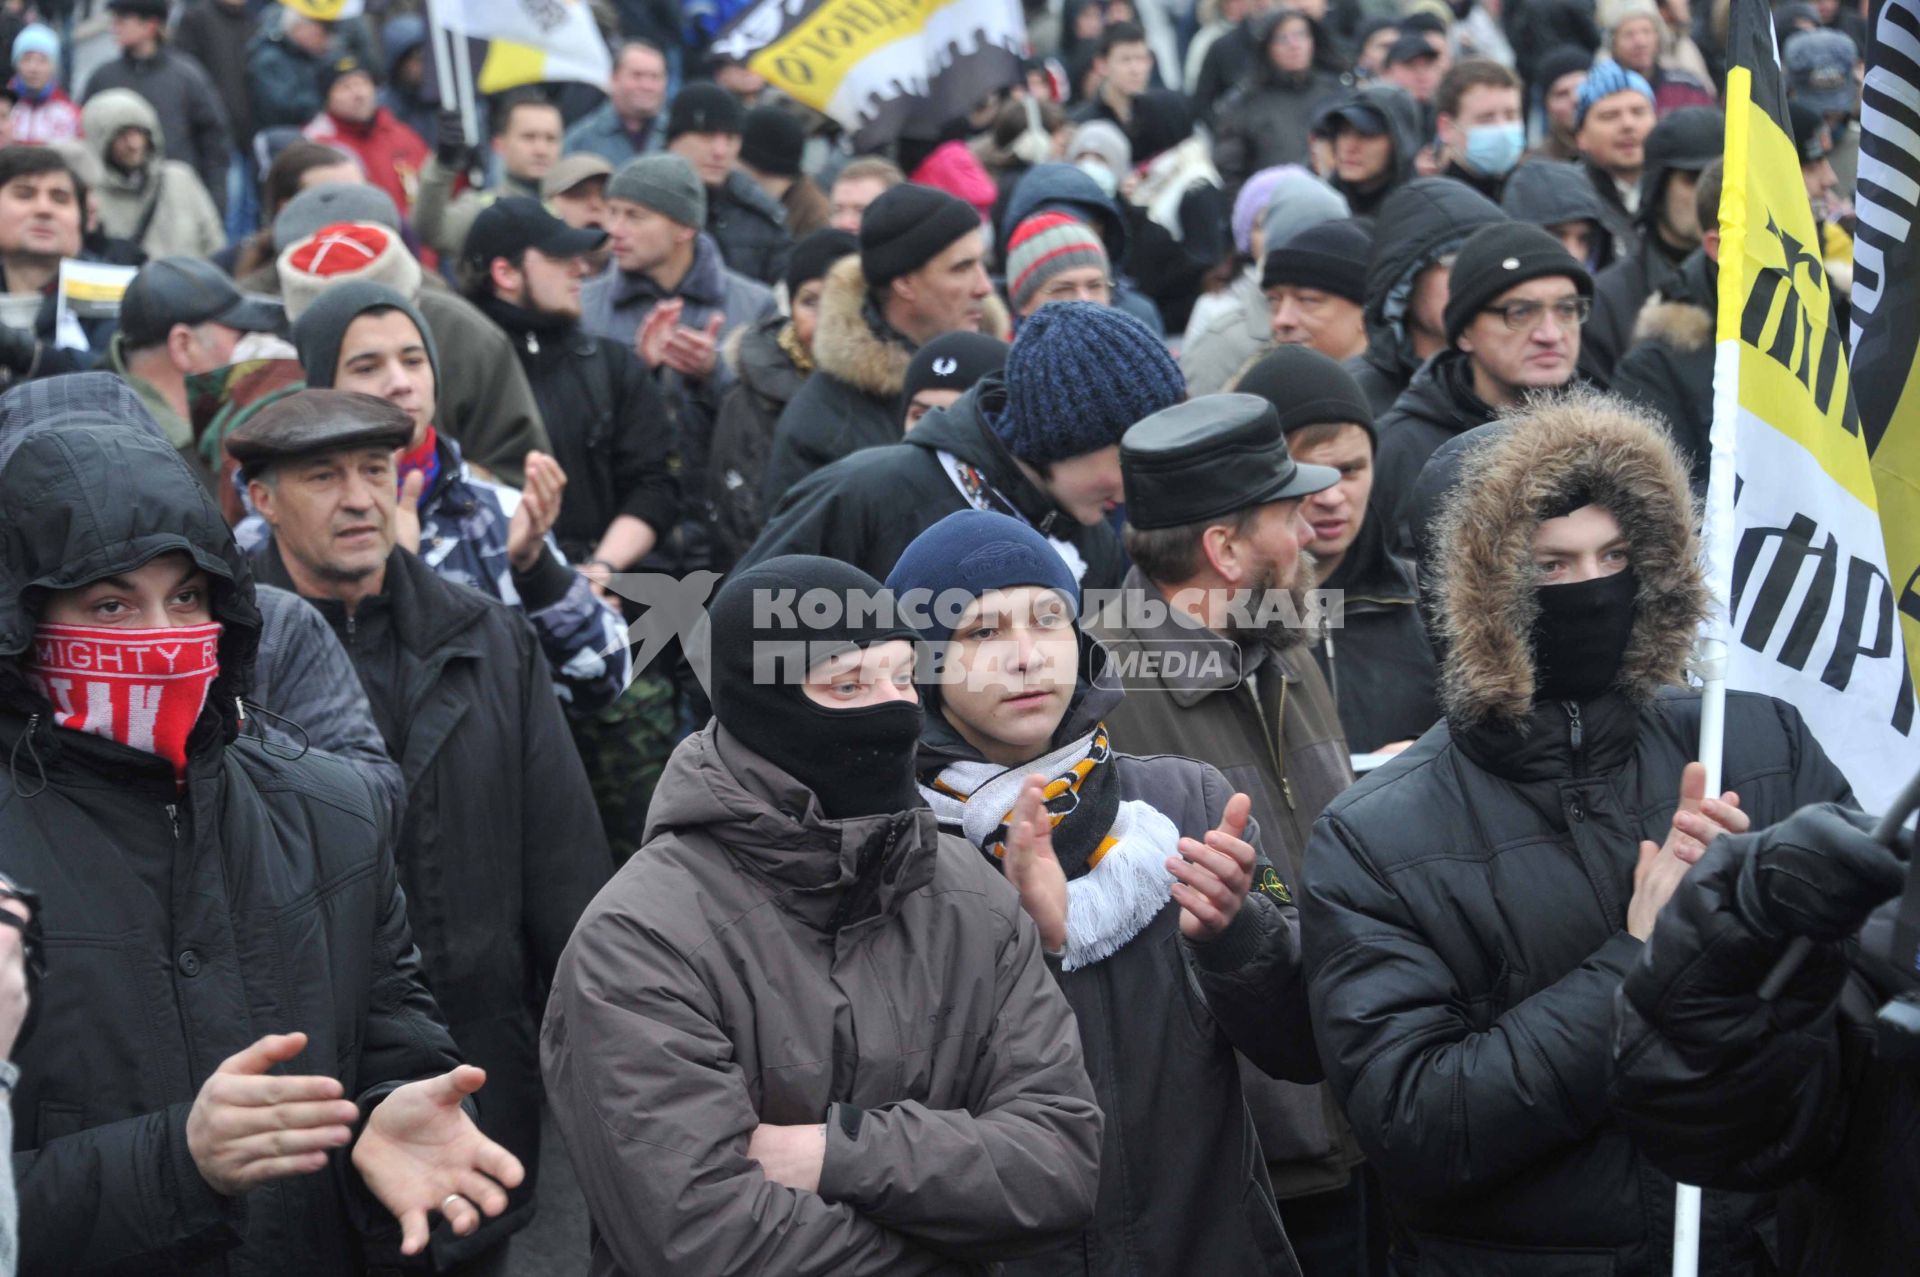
[1346,178,1507,417]
[1312,516,1440,752]
[1587,232,1693,379]
[708,315,807,572]
[919,665,1317,1277]
[256,544,613,1261]
[707,170,790,287]
[1370,349,1498,557]
[1,408,462,1276]
[481,295,681,565]
[739,376,1127,589]
[1303,392,1854,1276]
[1611,249,1716,493]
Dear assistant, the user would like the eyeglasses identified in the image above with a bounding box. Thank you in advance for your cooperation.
[1482,296,1592,332]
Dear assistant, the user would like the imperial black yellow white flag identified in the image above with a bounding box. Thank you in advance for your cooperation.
[711,0,1025,147]
[1705,0,1917,809]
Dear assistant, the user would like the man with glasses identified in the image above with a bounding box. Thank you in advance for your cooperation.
[1004,211,1113,321]
[1371,221,1592,555]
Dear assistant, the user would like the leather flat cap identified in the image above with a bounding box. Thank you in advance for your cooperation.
[225,388,414,476]
[1121,393,1340,531]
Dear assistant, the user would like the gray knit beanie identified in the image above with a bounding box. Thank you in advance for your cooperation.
[606,153,707,228]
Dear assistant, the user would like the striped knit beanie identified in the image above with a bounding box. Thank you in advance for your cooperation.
[1005,212,1109,315]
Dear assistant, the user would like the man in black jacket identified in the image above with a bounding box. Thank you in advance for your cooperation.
[1371,221,1591,556]
[1613,805,1916,1276]
[740,300,1180,590]
[1302,392,1854,1276]
[1585,106,1722,378]
[664,82,790,287]
[761,182,1010,505]
[1,381,524,1275]
[1345,177,1507,417]
[462,196,682,855]
[235,390,614,1272]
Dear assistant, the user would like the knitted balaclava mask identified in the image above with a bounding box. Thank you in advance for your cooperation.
[707,555,924,820]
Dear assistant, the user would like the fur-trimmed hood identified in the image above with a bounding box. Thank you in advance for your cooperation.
[1630,249,1717,354]
[811,255,1011,400]
[1411,389,1708,730]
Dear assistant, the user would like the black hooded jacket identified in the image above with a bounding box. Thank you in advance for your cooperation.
[1331,84,1425,218]
[738,376,1127,589]
[253,539,614,1263]
[1369,348,1498,558]
[708,315,810,572]
[1301,395,1852,1276]
[1501,160,1619,274]
[0,389,462,1275]
[1212,12,1349,195]
[1611,248,1717,493]
[1311,513,1440,752]
[1346,178,1507,417]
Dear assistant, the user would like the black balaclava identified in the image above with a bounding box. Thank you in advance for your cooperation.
[1532,566,1638,703]
[707,555,924,820]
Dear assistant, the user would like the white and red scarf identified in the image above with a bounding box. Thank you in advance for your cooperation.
[29,622,222,783]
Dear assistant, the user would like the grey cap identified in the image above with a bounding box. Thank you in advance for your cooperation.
[606,153,706,229]
[1785,29,1859,116]
[273,182,401,250]
[120,257,284,347]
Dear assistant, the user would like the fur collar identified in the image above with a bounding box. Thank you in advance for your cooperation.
[1426,389,1708,729]
[810,255,1011,399]
[1631,297,1714,353]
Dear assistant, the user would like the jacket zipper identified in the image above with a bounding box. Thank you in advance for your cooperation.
[1321,633,1339,708]
[164,801,180,840]
[1563,701,1587,821]
[1249,673,1295,810]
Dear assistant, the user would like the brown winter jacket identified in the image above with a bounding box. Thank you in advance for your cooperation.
[541,723,1103,1276]
[1087,577,1365,1199]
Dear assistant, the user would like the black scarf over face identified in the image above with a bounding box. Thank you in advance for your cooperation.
[1531,566,1639,703]
[707,555,925,821]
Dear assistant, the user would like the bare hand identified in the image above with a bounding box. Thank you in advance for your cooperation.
[1626,762,1748,939]
[747,1122,826,1193]
[1005,775,1069,952]
[506,451,565,571]
[634,298,684,370]
[186,1032,361,1195]
[1171,792,1257,941]
[352,1065,525,1257]
[578,559,615,602]
[394,469,425,555]
[0,894,30,1060]
[660,313,724,379]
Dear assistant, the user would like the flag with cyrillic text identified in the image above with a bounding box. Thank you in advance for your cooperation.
[435,0,611,93]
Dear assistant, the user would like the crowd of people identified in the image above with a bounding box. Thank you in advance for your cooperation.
[0,0,1909,1275]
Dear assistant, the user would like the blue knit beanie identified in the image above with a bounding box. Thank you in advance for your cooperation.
[1575,60,1655,129]
[11,24,59,69]
[886,510,1082,645]
[994,301,1185,465]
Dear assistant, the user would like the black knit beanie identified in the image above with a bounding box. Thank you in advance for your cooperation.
[1442,221,1593,346]
[785,227,858,296]
[1234,345,1376,444]
[293,280,440,391]
[666,81,744,141]
[741,104,805,177]
[903,331,1010,402]
[858,183,981,286]
[1260,220,1372,303]
[705,555,925,821]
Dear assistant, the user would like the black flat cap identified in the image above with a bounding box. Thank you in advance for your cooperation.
[1121,393,1340,531]
[226,388,413,477]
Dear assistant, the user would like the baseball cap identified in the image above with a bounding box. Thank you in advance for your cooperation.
[1385,32,1441,66]
[120,257,285,348]
[463,196,608,271]
[541,151,613,200]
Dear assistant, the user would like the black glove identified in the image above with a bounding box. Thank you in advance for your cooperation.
[434,109,470,170]
[1733,803,1908,943]
[0,323,36,375]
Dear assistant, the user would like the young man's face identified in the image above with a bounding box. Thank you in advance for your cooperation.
[14,51,52,93]
[1577,90,1655,177]
[110,13,162,53]
[1266,285,1367,362]
[904,387,963,430]
[1659,170,1703,247]
[1611,16,1661,77]
[250,446,399,588]
[0,168,80,258]
[789,276,825,351]
[1386,55,1442,103]
[1039,445,1125,526]
[1267,17,1315,73]
[1440,82,1522,161]
[41,551,212,629]
[108,126,151,170]
[1544,219,1597,266]
[1458,275,1584,401]
[1288,424,1373,563]
[513,247,591,318]
[605,199,688,274]
[332,310,437,439]
[891,230,992,337]
[326,71,378,125]
[1333,124,1393,184]
[801,639,919,709]
[1020,264,1111,317]
[494,104,562,181]
[1531,503,1630,584]
[829,175,890,232]
[610,45,668,119]
[1102,40,1153,98]
[1545,70,1588,133]
[551,179,609,231]
[938,586,1079,764]
[668,129,741,189]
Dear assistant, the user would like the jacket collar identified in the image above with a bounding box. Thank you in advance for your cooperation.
[254,542,488,660]
[610,232,727,310]
[1090,566,1252,709]
[1452,690,1641,783]
[905,378,1083,539]
[1321,514,1417,604]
